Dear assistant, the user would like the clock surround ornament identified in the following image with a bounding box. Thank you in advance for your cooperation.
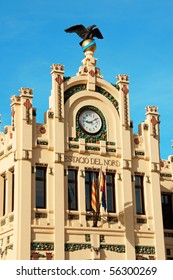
[79,109,102,135]
[76,106,107,142]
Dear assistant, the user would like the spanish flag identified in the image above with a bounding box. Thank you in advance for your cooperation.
[91,173,98,212]
[100,171,106,210]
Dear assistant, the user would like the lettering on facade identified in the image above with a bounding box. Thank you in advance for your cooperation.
[64,155,120,167]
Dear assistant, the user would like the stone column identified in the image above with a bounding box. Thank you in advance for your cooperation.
[50,64,65,259]
[11,88,33,259]
[116,74,135,259]
[145,106,165,259]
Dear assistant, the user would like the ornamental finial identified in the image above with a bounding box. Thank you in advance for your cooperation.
[64,24,103,53]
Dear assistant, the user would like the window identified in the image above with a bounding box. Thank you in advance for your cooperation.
[85,171,115,212]
[161,193,173,229]
[85,171,99,211]
[36,167,46,208]
[106,173,116,213]
[11,171,15,212]
[68,169,78,210]
[135,175,145,214]
[3,175,6,216]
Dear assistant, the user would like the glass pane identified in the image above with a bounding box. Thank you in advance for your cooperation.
[135,188,143,214]
[135,175,143,187]
[107,185,114,212]
[85,184,91,211]
[36,181,45,208]
[36,168,44,179]
[135,176,142,186]
[162,194,170,205]
[68,170,77,210]
[12,173,15,212]
[85,171,90,182]
[161,194,173,229]
[3,178,6,216]
[105,174,115,212]
[164,195,169,204]
[106,174,113,184]
[68,170,75,181]
[68,182,76,210]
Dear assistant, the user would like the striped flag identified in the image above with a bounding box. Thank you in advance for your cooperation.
[91,173,98,212]
[100,171,106,210]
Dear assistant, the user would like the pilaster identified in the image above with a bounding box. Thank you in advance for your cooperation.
[10,95,21,155]
[145,106,165,259]
[116,74,130,130]
[10,88,33,259]
[47,110,54,150]
[78,169,86,224]
[50,64,64,120]
[54,163,65,259]
[10,88,33,159]
[50,64,65,259]
[13,160,32,259]
[32,108,37,148]
[116,74,135,259]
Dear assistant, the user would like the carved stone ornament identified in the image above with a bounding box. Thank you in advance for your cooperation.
[116,74,129,82]
[121,84,129,95]
[134,138,140,145]
[39,126,46,134]
[89,69,95,77]
[24,99,32,110]
[151,116,159,126]
[55,75,63,85]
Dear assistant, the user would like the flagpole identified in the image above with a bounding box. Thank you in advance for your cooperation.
[91,171,100,227]
[100,170,107,212]
[99,168,103,216]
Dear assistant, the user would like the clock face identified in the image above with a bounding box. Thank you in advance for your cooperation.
[79,109,102,134]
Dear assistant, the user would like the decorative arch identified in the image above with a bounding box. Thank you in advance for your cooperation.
[64,84,119,114]
[64,84,86,103]
[64,90,121,148]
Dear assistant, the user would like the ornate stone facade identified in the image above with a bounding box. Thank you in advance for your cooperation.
[0,45,173,260]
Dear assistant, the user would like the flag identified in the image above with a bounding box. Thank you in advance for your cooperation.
[100,171,106,210]
[91,173,98,212]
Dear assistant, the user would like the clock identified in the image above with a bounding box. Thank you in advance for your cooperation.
[79,109,102,134]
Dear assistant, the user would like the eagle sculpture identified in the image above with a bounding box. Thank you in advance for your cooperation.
[64,24,103,45]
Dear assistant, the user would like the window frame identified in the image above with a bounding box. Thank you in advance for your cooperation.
[68,169,78,211]
[106,172,116,213]
[3,175,6,216]
[161,192,173,229]
[135,175,145,215]
[11,171,15,212]
[36,167,47,209]
[85,171,99,212]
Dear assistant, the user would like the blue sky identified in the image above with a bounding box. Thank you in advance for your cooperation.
[0,0,173,159]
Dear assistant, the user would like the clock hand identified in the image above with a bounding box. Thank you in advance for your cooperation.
[92,118,99,122]
[91,118,99,124]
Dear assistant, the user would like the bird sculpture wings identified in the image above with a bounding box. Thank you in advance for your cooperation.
[65,24,103,45]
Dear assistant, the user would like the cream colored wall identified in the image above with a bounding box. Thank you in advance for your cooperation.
[0,49,173,260]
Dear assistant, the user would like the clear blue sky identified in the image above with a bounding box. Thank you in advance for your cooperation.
[0,0,173,159]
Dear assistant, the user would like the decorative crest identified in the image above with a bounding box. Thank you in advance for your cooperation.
[64,24,103,45]
[65,24,103,53]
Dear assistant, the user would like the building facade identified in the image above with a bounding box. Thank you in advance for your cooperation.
[0,41,173,260]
